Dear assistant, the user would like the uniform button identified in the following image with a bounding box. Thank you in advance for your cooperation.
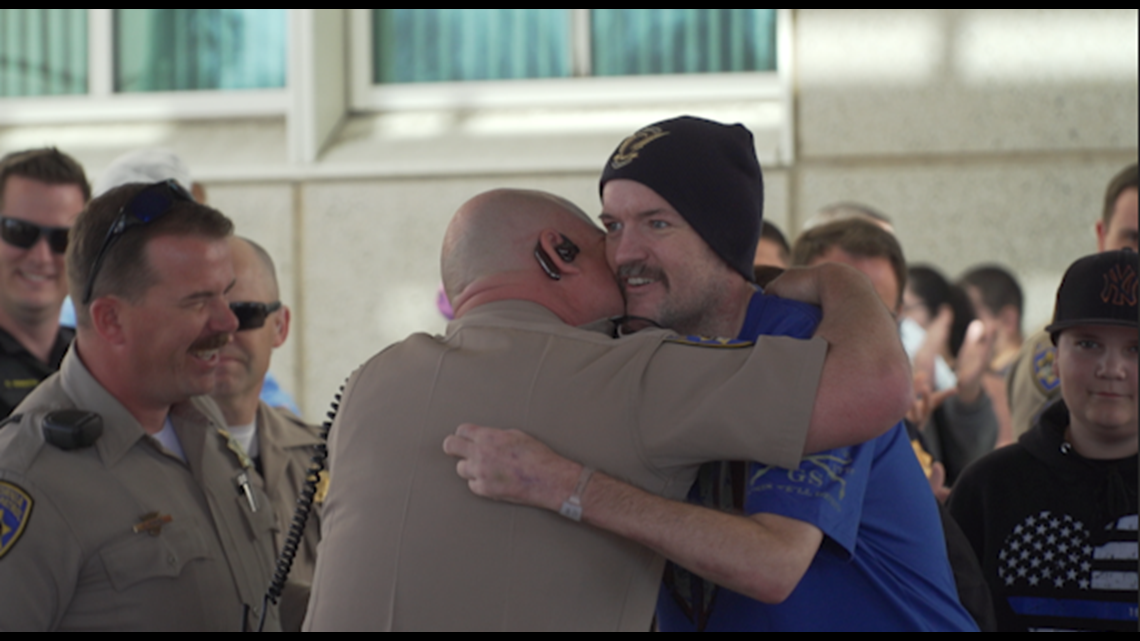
[167,554,177,566]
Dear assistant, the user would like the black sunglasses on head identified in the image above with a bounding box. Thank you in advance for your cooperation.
[231,301,282,331]
[82,179,194,304]
[0,216,70,254]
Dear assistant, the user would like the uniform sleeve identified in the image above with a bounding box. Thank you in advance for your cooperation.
[0,476,80,631]
[742,441,873,557]
[637,335,827,471]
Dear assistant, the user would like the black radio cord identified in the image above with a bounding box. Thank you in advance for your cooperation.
[253,384,344,632]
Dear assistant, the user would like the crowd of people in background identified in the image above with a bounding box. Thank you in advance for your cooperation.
[0,124,1135,632]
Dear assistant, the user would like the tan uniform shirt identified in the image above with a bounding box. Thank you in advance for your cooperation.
[1006,328,1059,438]
[255,401,323,586]
[304,301,827,631]
[0,349,280,632]
[254,402,323,631]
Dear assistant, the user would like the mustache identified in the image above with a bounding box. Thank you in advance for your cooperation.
[616,262,666,284]
[190,333,232,352]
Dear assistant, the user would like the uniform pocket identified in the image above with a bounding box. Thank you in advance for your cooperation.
[99,519,213,592]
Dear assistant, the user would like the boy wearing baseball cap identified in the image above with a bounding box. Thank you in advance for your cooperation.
[948,250,1138,632]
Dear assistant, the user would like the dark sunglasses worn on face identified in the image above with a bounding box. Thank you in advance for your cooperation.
[231,301,282,331]
[82,179,194,304]
[0,216,70,254]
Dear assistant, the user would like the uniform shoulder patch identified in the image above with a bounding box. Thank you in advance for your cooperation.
[0,481,33,560]
[665,335,754,348]
[1032,343,1060,396]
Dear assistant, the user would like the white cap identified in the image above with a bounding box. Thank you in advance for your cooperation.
[93,148,193,198]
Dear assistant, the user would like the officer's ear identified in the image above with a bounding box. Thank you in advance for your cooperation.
[88,297,127,346]
[272,304,291,349]
[535,231,582,280]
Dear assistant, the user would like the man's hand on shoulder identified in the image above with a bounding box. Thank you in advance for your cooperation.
[443,424,580,512]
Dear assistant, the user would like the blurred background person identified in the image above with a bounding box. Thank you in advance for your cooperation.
[752,220,792,288]
[210,236,322,631]
[803,201,895,234]
[0,148,89,417]
[958,264,1024,447]
[794,219,997,493]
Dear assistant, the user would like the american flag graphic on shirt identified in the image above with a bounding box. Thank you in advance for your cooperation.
[998,511,1138,631]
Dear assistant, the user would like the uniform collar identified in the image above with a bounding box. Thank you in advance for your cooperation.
[0,323,74,366]
[450,300,618,338]
[57,348,150,467]
[256,401,322,450]
[56,347,226,468]
[449,300,564,329]
[0,324,24,355]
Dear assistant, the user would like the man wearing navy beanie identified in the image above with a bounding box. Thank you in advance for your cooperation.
[444,116,984,630]
[593,115,976,631]
[599,116,764,283]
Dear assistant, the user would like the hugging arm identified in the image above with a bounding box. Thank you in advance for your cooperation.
[443,424,821,603]
[766,263,912,452]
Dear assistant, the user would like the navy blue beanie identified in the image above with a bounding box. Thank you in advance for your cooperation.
[600,116,764,282]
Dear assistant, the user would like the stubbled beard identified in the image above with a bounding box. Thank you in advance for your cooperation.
[617,261,731,336]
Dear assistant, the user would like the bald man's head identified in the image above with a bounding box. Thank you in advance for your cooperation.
[213,236,290,425]
[441,189,623,325]
[233,236,280,299]
[442,190,591,300]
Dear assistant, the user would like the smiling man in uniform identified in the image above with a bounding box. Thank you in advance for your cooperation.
[0,149,89,416]
[0,181,279,631]
[211,236,322,630]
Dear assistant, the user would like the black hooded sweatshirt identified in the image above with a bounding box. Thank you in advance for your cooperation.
[948,400,1137,632]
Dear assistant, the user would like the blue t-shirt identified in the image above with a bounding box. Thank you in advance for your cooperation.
[656,289,978,631]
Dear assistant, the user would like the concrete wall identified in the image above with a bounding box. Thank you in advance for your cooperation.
[791,9,1137,334]
[1,9,1135,422]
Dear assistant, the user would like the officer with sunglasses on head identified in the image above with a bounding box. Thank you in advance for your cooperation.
[89,148,303,416]
[0,181,280,631]
[210,236,323,631]
[0,148,89,418]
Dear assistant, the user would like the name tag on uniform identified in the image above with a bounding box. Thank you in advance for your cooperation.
[3,378,39,390]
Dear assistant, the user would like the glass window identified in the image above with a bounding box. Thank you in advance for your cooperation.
[370,9,777,85]
[592,9,777,76]
[0,9,87,97]
[115,9,287,92]
[373,9,571,84]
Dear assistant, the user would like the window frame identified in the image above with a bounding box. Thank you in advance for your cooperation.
[0,9,796,168]
[348,9,793,113]
[0,9,289,126]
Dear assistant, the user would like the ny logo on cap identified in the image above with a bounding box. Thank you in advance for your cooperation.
[1100,264,1138,307]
